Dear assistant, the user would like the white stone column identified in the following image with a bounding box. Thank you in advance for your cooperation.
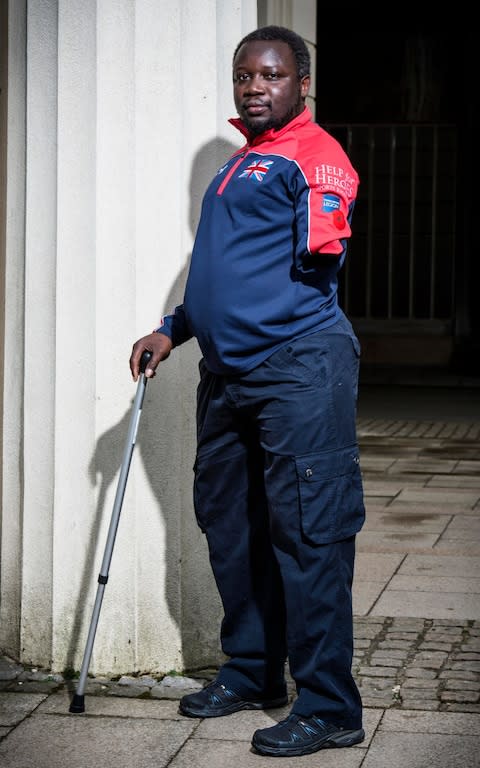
[2,0,257,675]
[0,0,27,655]
[21,0,59,666]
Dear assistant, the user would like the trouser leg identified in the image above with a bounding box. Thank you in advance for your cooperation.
[193,363,287,697]
[246,318,365,727]
[193,316,365,725]
[274,523,362,726]
[285,535,361,726]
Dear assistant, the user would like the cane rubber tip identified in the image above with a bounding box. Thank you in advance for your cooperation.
[69,694,85,713]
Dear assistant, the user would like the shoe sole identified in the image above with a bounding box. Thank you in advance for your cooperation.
[179,694,288,718]
[252,727,365,756]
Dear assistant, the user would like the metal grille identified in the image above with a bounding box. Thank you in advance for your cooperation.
[325,124,457,333]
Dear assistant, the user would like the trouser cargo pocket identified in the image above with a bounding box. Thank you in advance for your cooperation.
[295,445,365,544]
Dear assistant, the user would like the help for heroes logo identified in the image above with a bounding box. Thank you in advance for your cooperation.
[314,164,356,196]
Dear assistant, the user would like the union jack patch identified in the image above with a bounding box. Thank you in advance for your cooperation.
[239,159,273,182]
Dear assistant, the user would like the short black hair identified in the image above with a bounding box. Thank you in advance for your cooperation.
[233,25,311,80]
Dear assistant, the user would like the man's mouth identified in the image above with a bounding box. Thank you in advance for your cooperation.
[244,102,269,116]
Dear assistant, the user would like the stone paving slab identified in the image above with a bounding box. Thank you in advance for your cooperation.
[169,738,365,768]
[358,456,397,471]
[353,582,388,616]
[188,706,289,741]
[0,692,47,726]
[456,460,480,473]
[374,472,430,484]
[379,709,480,734]
[363,481,405,496]
[375,501,480,517]
[434,539,480,555]
[0,712,196,768]
[361,731,480,768]
[423,445,480,459]
[354,552,405,581]
[443,516,480,535]
[370,590,480,620]
[427,475,480,488]
[361,442,429,456]
[357,420,480,441]
[37,693,184,718]
[357,531,440,551]
[364,497,396,507]
[396,554,480,578]
[387,575,480,594]
[394,488,480,506]
[385,458,458,473]
[362,509,451,533]
[358,438,480,457]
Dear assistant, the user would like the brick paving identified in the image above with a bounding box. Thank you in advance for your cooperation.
[353,617,480,713]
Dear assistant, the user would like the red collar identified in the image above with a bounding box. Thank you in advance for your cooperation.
[228,106,313,146]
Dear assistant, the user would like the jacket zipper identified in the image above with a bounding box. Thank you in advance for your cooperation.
[217,151,248,196]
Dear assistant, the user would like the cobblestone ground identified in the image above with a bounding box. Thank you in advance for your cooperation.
[353,616,480,713]
[1,616,479,714]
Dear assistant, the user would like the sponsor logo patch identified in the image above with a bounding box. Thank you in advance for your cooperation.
[322,193,341,212]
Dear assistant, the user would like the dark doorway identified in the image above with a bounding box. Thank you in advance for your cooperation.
[315,11,477,375]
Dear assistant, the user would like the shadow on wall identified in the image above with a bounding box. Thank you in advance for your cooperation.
[66,137,239,676]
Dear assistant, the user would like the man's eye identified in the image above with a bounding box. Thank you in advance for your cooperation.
[265,73,280,80]
[236,73,250,82]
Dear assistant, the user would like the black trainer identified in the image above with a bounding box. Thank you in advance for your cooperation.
[178,680,288,718]
[251,713,365,757]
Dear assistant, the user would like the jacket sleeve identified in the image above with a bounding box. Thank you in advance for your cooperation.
[296,147,360,257]
[308,187,356,256]
[154,304,193,348]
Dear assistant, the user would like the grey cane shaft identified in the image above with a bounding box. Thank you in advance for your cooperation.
[75,372,149,697]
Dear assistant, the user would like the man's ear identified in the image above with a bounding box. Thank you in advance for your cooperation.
[300,75,311,99]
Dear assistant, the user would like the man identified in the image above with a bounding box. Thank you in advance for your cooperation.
[130,25,365,758]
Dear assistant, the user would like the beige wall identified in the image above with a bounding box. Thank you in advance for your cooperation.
[0,0,316,676]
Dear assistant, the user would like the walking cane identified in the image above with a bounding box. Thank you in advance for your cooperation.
[69,350,152,713]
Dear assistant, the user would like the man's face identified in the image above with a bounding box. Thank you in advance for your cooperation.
[233,40,310,136]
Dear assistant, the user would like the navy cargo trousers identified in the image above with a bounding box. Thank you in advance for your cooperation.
[193,314,365,729]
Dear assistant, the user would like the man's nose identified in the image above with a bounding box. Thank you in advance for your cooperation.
[244,74,266,92]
